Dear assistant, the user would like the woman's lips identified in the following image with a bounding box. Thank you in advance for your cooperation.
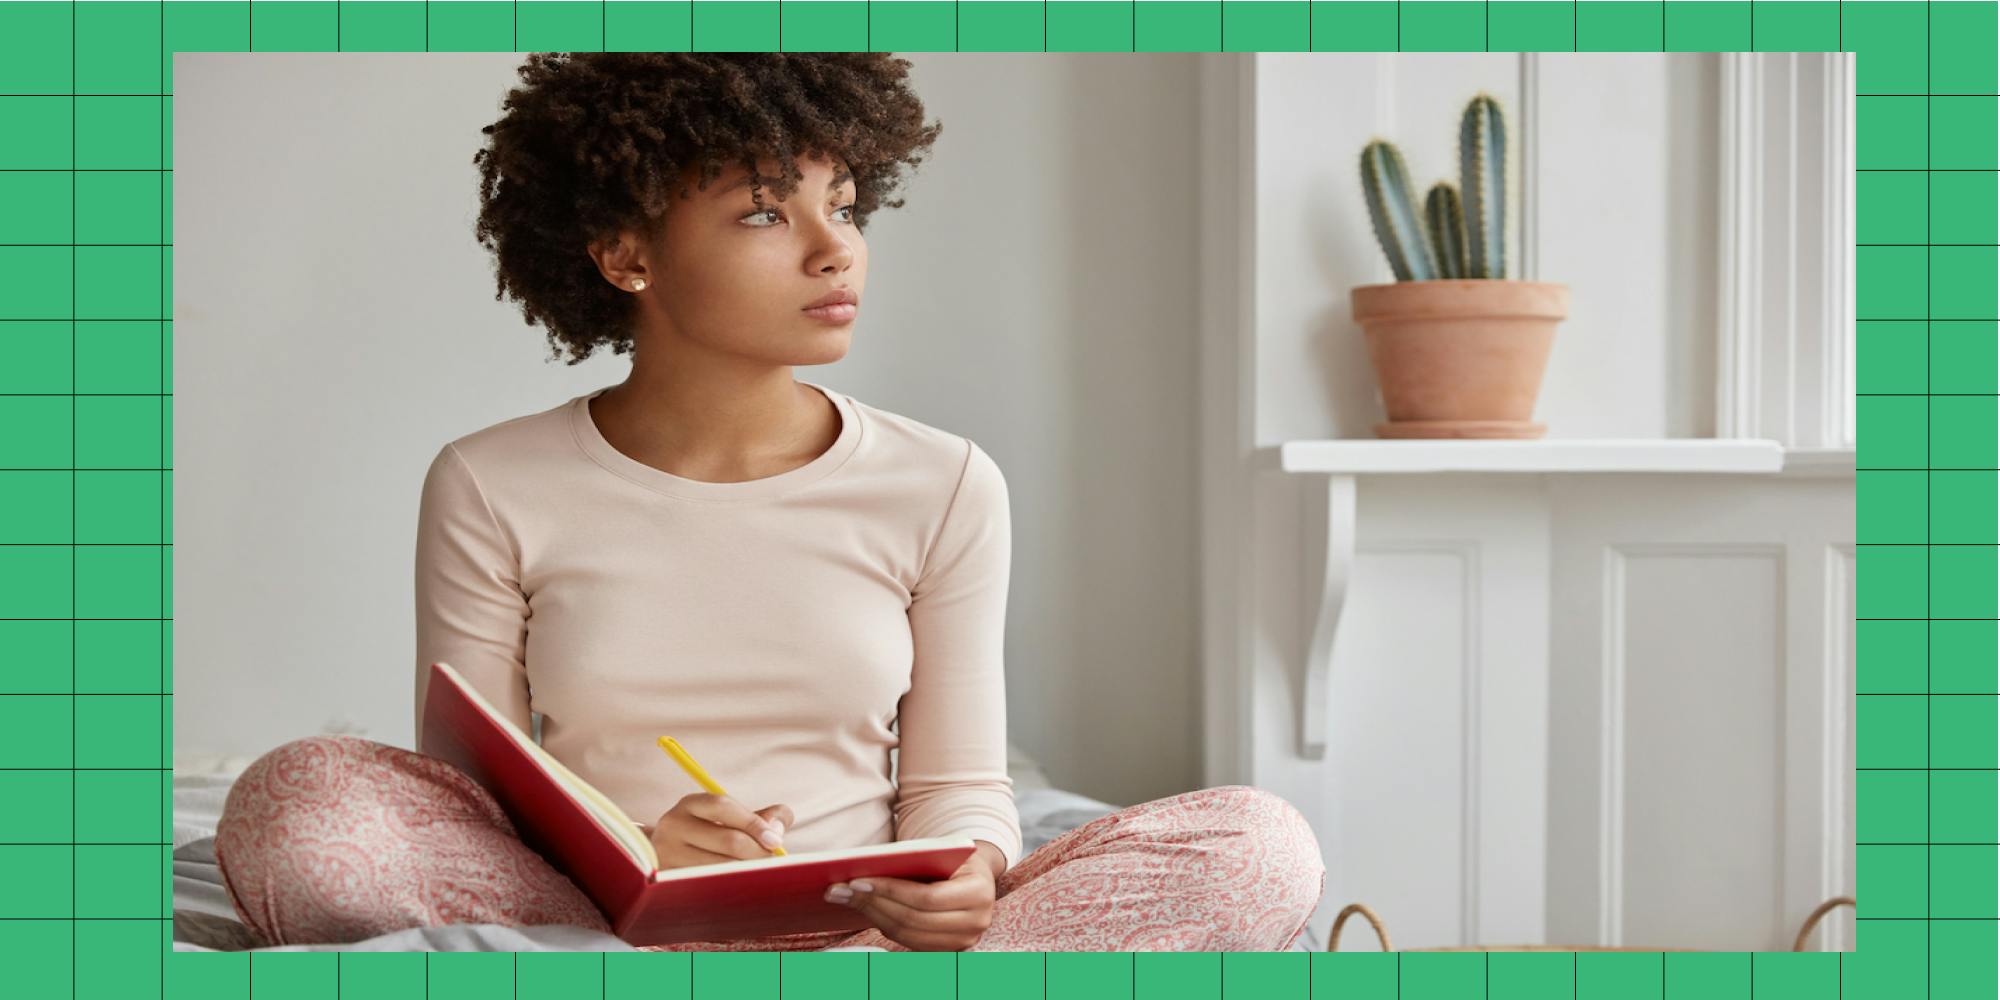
[802,302,858,324]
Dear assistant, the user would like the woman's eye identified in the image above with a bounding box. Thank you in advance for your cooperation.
[740,205,858,227]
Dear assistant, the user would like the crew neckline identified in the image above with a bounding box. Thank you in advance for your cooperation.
[570,379,862,502]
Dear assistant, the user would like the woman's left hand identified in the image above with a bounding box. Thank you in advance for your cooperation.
[825,843,1003,951]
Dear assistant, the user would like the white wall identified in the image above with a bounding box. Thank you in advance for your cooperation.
[172,52,1206,805]
[1252,52,1721,447]
[1537,54,1721,439]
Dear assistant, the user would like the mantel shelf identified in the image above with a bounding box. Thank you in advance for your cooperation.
[1270,437,1849,759]
[1266,438,1793,476]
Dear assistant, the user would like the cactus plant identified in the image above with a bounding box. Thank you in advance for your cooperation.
[1459,94,1506,279]
[1360,92,1509,281]
[1359,139,1438,281]
[1424,182,1468,279]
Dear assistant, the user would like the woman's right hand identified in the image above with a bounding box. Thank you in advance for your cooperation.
[647,793,793,870]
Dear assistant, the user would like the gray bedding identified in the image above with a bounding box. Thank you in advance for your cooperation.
[170,773,1123,953]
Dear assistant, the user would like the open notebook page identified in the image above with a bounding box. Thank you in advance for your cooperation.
[649,835,975,883]
[437,663,659,872]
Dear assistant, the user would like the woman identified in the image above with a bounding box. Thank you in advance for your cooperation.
[214,52,1324,952]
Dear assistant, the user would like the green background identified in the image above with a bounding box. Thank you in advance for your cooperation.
[0,1,1993,997]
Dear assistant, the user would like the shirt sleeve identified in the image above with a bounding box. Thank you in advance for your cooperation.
[892,439,1024,871]
[413,442,533,749]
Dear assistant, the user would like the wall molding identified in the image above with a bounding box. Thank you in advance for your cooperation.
[1717,53,1857,449]
[1817,543,1856,952]
[1825,59,1857,448]
[1599,542,1788,947]
[1337,540,1487,946]
[1717,53,1762,441]
[1197,52,1258,788]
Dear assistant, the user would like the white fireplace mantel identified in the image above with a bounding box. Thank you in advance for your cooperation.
[1263,437,1798,759]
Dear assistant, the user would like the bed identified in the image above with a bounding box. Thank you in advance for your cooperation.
[173,741,1319,952]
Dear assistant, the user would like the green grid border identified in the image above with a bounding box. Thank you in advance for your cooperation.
[0,1,1992,997]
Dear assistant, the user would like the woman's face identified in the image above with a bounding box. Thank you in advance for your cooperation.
[621,153,867,368]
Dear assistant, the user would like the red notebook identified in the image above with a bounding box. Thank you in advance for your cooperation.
[419,661,978,946]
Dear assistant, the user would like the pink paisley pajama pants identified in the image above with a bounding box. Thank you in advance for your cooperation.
[213,735,1326,951]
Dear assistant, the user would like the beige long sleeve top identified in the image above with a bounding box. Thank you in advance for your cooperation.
[413,380,1022,870]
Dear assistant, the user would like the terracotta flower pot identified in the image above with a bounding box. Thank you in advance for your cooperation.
[1350,280,1570,439]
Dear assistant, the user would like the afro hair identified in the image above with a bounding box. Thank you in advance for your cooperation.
[471,52,943,365]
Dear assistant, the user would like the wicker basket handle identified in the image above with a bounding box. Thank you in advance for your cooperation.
[1327,902,1392,952]
[1793,896,1856,951]
[1327,896,1856,953]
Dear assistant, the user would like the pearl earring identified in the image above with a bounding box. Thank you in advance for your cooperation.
[630,279,647,292]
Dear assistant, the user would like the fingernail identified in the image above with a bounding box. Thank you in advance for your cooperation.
[825,886,853,903]
[850,880,873,893]
[758,827,784,849]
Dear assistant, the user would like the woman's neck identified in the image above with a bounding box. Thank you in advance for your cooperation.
[589,366,838,484]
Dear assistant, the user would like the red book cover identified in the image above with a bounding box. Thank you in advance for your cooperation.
[418,661,977,946]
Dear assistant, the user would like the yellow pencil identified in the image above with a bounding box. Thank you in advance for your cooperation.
[657,736,786,856]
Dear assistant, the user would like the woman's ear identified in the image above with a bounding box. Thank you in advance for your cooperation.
[587,230,651,290]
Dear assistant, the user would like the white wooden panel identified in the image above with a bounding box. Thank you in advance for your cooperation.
[1546,474,1855,950]
[1256,472,1552,948]
[1613,544,1786,949]
[1327,546,1472,947]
